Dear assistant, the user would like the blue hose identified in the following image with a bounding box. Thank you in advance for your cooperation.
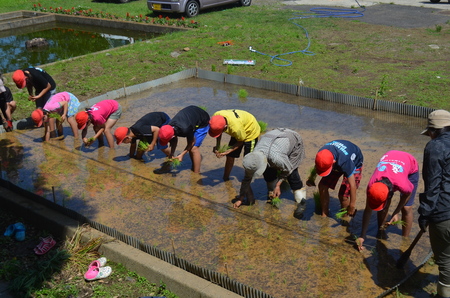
[249,0,366,66]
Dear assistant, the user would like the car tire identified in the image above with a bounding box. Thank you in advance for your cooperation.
[239,0,252,6]
[430,0,440,2]
[185,0,200,17]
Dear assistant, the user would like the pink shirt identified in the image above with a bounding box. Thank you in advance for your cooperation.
[367,150,419,195]
[43,92,70,112]
[89,100,118,126]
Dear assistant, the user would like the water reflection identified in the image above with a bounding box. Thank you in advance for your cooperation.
[0,24,157,72]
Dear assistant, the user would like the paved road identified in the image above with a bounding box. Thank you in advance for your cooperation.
[278,0,450,28]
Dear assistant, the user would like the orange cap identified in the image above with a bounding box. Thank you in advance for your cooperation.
[114,127,129,145]
[208,115,226,138]
[31,109,44,127]
[159,125,174,146]
[12,70,26,89]
[367,182,389,211]
[75,111,89,130]
[315,149,334,177]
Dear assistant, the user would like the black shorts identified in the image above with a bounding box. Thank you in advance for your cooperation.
[227,137,258,158]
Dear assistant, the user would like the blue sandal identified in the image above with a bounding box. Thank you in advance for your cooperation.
[3,224,15,237]
[14,222,25,241]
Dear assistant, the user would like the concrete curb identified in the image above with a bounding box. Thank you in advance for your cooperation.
[0,185,242,298]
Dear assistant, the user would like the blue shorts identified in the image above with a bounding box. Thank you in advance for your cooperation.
[405,171,419,207]
[193,125,209,147]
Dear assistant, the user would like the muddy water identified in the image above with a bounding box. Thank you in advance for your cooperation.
[0,78,431,297]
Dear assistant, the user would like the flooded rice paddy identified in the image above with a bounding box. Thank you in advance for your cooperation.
[0,78,431,297]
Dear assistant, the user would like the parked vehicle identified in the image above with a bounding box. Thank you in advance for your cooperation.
[147,0,251,17]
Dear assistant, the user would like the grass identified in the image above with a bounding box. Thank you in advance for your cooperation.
[1,0,450,120]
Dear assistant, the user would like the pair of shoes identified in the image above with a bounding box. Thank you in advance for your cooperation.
[4,222,26,241]
[34,236,56,255]
[293,200,306,220]
[84,257,112,281]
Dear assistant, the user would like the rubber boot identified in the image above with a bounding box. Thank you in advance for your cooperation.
[266,180,278,203]
[293,187,306,219]
[438,281,450,298]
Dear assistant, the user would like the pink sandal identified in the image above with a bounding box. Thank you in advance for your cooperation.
[34,236,56,255]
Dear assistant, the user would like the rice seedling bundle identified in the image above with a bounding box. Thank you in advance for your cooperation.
[258,120,268,133]
[335,208,348,219]
[48,112,62,122]
[138,140,149,151]
[217,144,232,153]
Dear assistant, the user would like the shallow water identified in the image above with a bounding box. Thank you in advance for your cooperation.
[0,78,432,297]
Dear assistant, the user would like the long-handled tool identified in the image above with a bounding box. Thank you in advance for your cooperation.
[396,229,425,269]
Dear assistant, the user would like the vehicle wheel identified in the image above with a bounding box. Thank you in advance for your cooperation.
[239,0,251,6]
[430,0,440,3]
[185,0,200,17]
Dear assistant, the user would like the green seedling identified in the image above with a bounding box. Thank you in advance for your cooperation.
[258,120,268,133]
[217,144,232,153]
[335,208,348,219]
[198,105,207,111]
[390,220,406,226]
[238,88,248,98]
[47,112,62,121]
[138,140,149,151]
[307,166,317,186]
[271,197,281,208]
[313,191,321,214]
[169,158,181,169]
[85,137,95,147]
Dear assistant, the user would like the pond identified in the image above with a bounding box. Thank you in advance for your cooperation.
[0,21,159,73]
[0,78,432,297]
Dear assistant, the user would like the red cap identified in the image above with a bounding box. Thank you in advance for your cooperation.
[12,70,26,89]
[208,115,226,138]
[114,127,128,145]
[367,182,389,211]
[75,111,89,130]
[315,149,334,177]
[159,125,174,146]
[31,109,44,127]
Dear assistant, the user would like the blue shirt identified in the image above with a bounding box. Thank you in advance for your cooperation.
[319,140,363,177]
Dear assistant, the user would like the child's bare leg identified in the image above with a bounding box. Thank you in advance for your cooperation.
[104,118,118,148]
[188,146,201,173]
[67,116,78,138]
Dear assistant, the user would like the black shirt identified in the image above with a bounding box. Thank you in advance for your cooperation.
[25,67,56,94]
[130,112,170,144]
[169,106,210,140]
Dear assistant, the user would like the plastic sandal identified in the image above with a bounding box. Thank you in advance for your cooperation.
[3,224,15,237]
[84,266,112,281]
[13,222,25,241]
[87,257,107,271]
[34,236,56,255]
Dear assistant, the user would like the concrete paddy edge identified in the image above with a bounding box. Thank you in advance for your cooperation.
[0,184,243,298]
